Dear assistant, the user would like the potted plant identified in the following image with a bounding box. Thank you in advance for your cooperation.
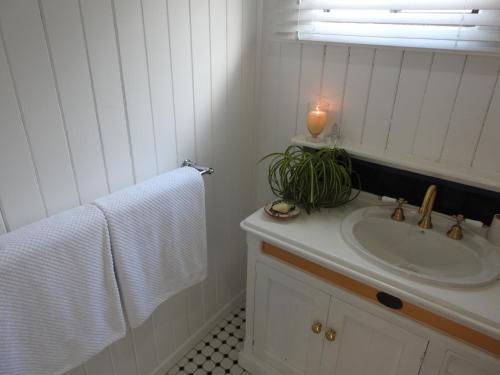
[261,145,361,214]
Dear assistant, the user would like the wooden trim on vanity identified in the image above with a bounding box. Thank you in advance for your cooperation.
[261,242,500,357]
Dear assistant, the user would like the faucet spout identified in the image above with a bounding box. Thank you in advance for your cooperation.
[418,185,437,229]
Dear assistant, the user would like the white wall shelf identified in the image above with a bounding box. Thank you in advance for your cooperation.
[292,134,500,193]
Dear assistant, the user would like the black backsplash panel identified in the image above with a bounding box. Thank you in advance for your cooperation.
[351,157,500,226]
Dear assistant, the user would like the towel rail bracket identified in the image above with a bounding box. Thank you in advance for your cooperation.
[182,159,214,176]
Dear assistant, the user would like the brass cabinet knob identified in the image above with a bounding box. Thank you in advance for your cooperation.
[311,321,322,334]
[325,328,337,341]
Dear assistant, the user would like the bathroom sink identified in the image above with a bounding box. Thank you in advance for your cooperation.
[341,206,500,287]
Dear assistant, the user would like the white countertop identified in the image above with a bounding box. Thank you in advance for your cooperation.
[241,193,500,340]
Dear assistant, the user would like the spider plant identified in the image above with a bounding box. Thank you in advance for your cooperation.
[261,145,361,213]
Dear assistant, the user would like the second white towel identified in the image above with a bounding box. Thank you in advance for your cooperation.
[94,167,207,328]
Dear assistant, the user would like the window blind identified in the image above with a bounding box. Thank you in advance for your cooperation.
[275,0,500,54]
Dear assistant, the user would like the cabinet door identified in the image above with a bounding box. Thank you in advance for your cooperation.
[320,298,428,375]
[254,262,330,375]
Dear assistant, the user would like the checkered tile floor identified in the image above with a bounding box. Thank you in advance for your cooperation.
[166,304,250,375]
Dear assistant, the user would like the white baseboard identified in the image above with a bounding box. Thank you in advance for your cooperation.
[150,290,246,375]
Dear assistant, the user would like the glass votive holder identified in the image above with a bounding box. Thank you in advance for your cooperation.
[307,102,329,140]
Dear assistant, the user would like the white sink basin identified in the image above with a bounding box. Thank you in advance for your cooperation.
[341,206,500,287]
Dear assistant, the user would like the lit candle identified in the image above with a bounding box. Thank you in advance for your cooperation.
[307,105,327,138]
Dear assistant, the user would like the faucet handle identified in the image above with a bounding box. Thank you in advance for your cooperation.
[396,198,407,208]
[391,198,407,222]
[454,214,465,225]
[447,214,465,240]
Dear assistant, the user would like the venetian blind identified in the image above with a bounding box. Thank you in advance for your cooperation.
[275,0,500,54]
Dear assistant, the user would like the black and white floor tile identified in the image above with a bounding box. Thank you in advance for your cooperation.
[166,304,251,375]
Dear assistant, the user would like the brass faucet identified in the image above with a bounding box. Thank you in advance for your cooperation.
[418,185,437,229]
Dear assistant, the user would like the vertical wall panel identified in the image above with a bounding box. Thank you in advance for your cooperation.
[386,51,433,156]
[341,47,375,146]
[152,301,176,363]
[441,56,500,166]
[171,292,191,345]
[256,41,281,206]
[362,49,403,152]
[131,318,158,375]
[190,0,215,321]
[166,0,205,337]
[473,77,500,174]
[0,34,46,230]
[413,54,466,161]
[190,0,217,320]
[191,0,213,167]
[210,0,232,310]
[80,0,134,192]
[227,0,246,297]
[142,0,178,173]
[167,0,196,162]
[296,44,324,135]
[84,349,115,375]
[114,0,157,182]
[276,44,302,147]
[0,0,79,215]
[41,0,109,203]
[109,335,138,375]
[322,45,349,133]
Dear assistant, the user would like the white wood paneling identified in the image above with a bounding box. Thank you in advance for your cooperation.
[322,45,349,132]
[386,51,433,155]
[256,40,281,205]
[167,0,196,162]
[113,0,157,182]
[413,54,466,161]
[151,301,175,366]
[227,0,246,297]
[190,0,217,320]
[79,0,135,192]
[0,32,46,230]
[0,1,258,374]
[441,56,500,166]
[277,44,302,147]
[473,74,500,174]
[341,47,375,146]
[210,0,232,310]
[41,0,109,203]
[362,49,403,152]
[257,31,500,192]
[0,0,80,215]
[109,335,138,375]
[131,318,158,375]
[142,0,178,173]
[84,349,115,375]
[296,44,324,136]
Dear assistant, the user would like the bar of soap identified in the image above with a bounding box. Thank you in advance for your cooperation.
[272,202,293,214]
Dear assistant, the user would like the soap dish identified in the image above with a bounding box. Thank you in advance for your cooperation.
[264,200,301,220]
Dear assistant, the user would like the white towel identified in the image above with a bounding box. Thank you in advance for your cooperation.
[0,205,126,375]
[93,167,207,328]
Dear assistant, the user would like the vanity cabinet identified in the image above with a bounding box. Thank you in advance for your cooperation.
[253,262,428,375]
[239,235,500,375]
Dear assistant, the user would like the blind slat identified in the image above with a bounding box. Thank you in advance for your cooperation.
[294,10,500,27]
[299,0,500,11]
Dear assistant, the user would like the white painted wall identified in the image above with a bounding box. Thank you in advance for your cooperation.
[0,0,258,374]
[256,0,500,203]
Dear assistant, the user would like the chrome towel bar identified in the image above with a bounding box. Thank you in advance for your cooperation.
[182,159,214,176]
